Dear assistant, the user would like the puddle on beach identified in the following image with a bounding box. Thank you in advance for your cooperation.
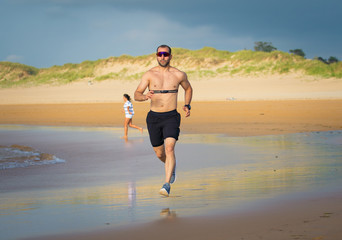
[0,125,341,240]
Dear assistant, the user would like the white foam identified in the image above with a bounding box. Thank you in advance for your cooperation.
[0,146,66,170]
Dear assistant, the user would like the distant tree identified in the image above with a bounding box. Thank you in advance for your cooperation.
[254,41,277,52]
[289,49,305,58]
[315,57,328,64]
[315,56,339,64]
[328,56,339,64]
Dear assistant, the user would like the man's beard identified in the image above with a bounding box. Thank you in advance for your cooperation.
[158,59,170,67]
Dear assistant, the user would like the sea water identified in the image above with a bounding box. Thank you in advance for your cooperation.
[0,145,65,169]
[0,125,341,240]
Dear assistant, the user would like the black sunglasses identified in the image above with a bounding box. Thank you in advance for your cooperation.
[156,52,170,57]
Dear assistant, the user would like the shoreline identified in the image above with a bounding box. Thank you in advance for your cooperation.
[1,99,342,136]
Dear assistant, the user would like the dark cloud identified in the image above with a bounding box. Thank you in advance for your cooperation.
[1,0,341,67]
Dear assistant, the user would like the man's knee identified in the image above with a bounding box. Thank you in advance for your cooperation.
[164,138,176,155]
[165,145,175,155]
[154,147,165,159]
[155,151,165,159]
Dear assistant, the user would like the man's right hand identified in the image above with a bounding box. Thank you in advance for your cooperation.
[145,90,154,100]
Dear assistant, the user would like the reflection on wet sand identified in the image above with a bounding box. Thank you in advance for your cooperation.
[128,181,136,208]
[160,208,177,218]
[2,153,340,222]
[0,126,341,240]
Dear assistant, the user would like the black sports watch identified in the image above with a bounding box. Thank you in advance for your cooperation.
[184,104,191,110]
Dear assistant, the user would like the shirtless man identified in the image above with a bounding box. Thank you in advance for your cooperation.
[134,44,193,197]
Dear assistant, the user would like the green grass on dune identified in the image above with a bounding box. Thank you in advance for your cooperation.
[1,47,341,88]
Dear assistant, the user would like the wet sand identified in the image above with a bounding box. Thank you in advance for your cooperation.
[0,125,341,240]
[29,191,342,240]
[1,99,342,136]
[1,99,342,240]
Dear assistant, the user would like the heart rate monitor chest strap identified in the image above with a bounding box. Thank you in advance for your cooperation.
[152,90,178,94]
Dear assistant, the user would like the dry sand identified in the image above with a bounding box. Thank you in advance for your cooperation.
[1,75,342,240]
[1,100,341,136]
[1,75,341,136]
[0,74,342,104]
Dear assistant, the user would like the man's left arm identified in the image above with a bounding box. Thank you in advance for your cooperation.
[180,73,193,117]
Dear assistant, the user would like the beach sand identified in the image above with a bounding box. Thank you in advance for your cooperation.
[1,76,342,240]
[1,74,342,104]
[28,191,342,240]
[1,74,341,136]
[1,100,342,136]
[1,126,341,240]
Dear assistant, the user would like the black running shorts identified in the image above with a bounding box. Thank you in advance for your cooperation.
[146,110,181,147]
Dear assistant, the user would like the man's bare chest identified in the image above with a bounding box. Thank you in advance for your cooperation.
[149,75,180,90]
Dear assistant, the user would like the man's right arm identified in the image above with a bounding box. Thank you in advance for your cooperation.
[134,72,152,101]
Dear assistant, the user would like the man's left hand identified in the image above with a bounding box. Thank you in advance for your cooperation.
[183,106,191,117]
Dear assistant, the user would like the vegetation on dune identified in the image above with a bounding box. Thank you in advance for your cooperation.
[1,47,341,88]
[0,62,39,87]
[174,48,342,79]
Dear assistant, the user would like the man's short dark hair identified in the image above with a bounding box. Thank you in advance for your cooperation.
[156,44,172,54]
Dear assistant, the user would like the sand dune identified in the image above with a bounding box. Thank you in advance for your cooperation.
[0,74,341,104]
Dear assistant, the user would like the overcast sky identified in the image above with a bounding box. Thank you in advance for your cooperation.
[1,0,341,68]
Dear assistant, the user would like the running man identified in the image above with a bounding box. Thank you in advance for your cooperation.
[134,44,193,197]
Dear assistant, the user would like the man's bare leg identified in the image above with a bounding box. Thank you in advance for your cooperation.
[153,138,176,183]
[153,145,166,163]
[163,138,176,183]
[154,138,176,196]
